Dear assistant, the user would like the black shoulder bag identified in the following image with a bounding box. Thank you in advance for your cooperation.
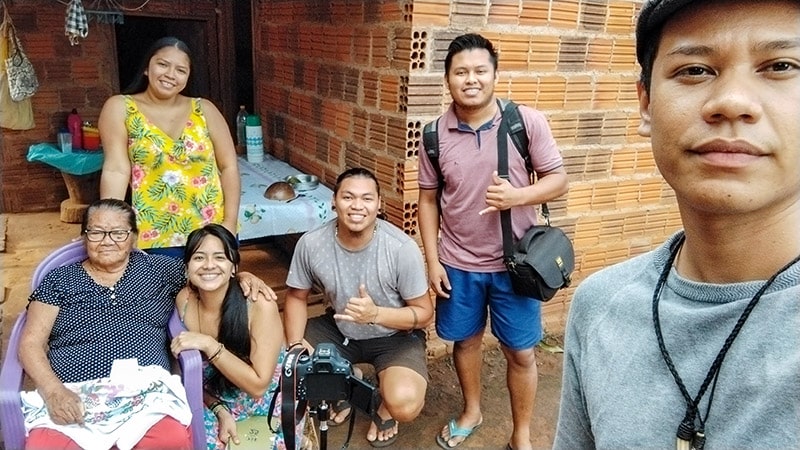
[497,113,575,302]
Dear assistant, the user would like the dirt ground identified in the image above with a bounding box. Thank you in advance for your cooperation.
[0,212,564,450]
[318,342,563,450]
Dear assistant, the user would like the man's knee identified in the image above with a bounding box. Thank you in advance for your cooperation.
[379,372,427,422]
[381,388,425,422]
[502,345,537,369]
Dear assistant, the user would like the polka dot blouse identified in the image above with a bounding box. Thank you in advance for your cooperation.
[29,251,186,383]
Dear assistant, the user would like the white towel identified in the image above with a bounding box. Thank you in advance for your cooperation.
[21,361,192,450]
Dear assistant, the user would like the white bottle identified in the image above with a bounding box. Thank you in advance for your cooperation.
[245,114,264,163]
[235,105,248,149]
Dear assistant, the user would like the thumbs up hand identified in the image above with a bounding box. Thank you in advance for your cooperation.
[479,171,518,215]
[333,284,379,324]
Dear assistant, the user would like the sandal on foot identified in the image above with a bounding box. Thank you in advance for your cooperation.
[327,400,352,427]
[368,413,398,448]
[435,418,483,449]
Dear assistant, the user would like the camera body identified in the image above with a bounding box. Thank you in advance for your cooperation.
[295,343,379,415]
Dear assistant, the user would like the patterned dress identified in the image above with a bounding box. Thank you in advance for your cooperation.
[203,351,304,450]
[124,95,225,249]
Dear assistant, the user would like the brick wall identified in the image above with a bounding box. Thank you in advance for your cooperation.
[254,0,682,331]
[0,3,117,213]
[1,0,683,332]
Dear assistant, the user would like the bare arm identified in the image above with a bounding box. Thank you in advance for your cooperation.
[171,293,283,398]
[418,188,450,297]
[98,95,132,199]
[283,287,311,347]
[203,99,240,235]
[19,301,85,425]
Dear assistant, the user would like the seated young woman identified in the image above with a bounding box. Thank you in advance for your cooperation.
[170,224,304,449]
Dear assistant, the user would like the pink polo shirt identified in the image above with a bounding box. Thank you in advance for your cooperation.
[418,101,563,272]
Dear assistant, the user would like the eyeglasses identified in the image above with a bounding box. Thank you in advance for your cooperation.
[84,229,132,242]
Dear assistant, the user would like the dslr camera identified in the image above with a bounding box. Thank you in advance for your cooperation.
[295,343,379,415]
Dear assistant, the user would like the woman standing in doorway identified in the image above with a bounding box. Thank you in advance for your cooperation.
[98,37,240,259]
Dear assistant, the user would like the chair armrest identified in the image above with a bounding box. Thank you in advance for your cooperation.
[0,312,29,450]
[168,309,205,449]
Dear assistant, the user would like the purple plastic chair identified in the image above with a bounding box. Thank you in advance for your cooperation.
[0,240,205,449]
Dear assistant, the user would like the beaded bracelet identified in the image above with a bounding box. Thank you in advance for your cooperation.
[209,401,230,416]
[208,342,225,363]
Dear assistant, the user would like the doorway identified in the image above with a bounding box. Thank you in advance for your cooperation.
[111,0,253,129]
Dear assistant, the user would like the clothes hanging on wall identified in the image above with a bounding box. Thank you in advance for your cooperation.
[0,3,35,130]
[65,0,88,46]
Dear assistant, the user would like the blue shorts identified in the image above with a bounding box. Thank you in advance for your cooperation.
[435,264,542,350]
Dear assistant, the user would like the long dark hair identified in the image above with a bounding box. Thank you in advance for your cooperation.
[122,36,193,95]
[184,224,250,396]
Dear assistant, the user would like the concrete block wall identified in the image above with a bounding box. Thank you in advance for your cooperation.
[253,0,682,332]
[408,0,682,330]
[253,0,417,229]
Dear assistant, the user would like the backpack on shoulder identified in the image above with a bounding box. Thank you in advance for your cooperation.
[421,99,574,302]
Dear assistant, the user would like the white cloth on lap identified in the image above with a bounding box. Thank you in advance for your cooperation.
[21,359,191,450]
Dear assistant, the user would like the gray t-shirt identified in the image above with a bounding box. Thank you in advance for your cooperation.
[554,232,800,449]
[287,219,428,340]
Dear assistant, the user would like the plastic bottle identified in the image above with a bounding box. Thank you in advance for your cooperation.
[67,109,83,150]
[235,105,248,149]
[245,114,263,163]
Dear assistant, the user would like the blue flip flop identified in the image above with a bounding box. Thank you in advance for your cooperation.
[435,418,483,449]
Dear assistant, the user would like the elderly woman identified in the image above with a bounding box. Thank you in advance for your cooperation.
[18,199,275,450]
[170,224,303,450]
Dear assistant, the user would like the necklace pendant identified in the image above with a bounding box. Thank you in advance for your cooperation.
[691,431,705,450]
[677,437,691,450]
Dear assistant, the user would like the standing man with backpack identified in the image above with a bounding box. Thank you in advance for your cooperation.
[418,33,568,450]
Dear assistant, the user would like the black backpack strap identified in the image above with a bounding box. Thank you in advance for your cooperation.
[422,118,444,212]
[497,99,532,177]
[422,118,443,188]
[496,112,515,266]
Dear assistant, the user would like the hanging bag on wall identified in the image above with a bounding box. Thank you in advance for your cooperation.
[4,10,38,101]
[496,110,574,301]
[0,5,35,130]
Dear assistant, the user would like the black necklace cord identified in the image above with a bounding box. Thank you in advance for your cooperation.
[653,232,800,443]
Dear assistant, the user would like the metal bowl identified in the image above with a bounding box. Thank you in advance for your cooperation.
[285,174,319,191]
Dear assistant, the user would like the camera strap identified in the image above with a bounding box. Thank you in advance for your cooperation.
[267,346,309,450]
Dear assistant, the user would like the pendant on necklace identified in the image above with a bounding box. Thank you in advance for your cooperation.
[692,431,705,450]
[676,430,706,450]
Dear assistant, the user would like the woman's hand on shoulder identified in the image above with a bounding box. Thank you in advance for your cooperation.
[236,272,277,302]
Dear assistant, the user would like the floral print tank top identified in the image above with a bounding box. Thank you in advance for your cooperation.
[124,96,225,249]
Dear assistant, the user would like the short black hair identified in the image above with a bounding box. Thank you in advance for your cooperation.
[334,167,381,198]
[444,33,498,74]
[635,0,698,92]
